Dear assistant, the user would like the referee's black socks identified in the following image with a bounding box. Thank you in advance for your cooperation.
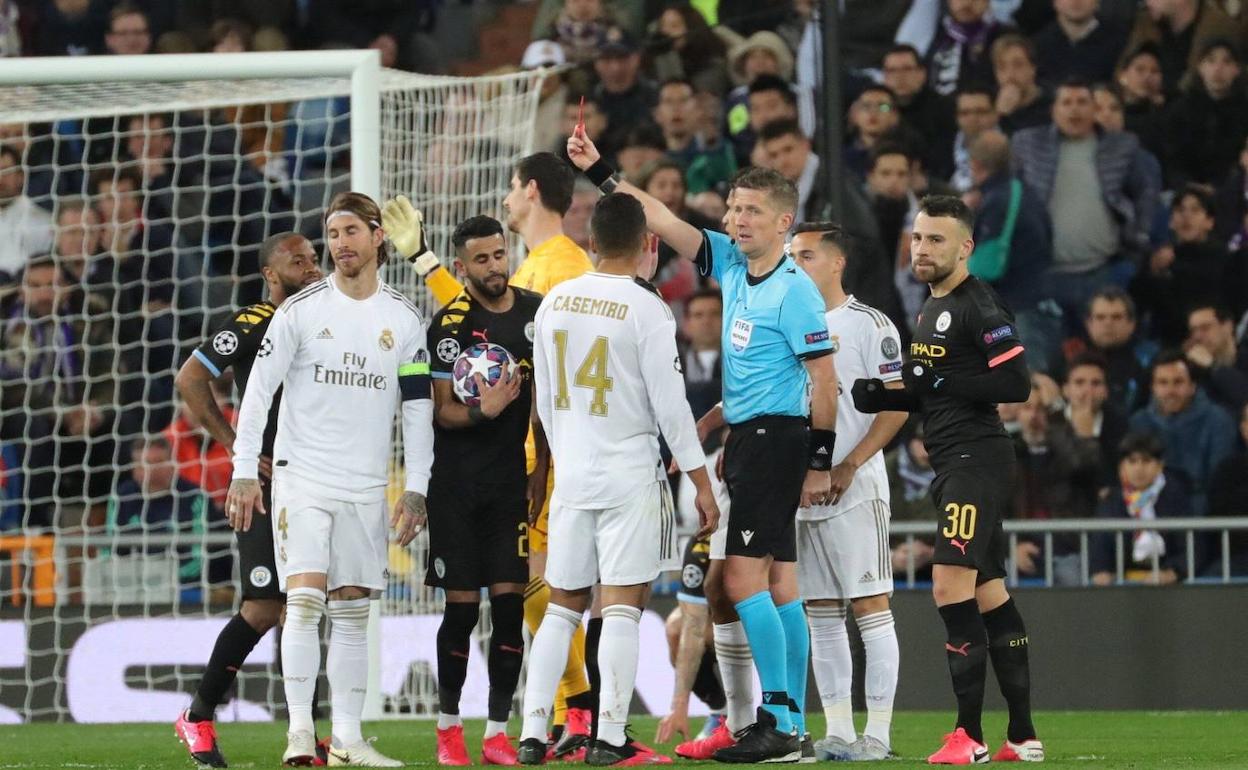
[938,599,988,744]
[437,602,480,716]
[487,593,525,724]
[982,598,1035,743]
[189,613,265,722]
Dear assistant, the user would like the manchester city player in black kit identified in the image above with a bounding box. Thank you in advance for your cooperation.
[174,233,323,767]
[425,215,547,766]
[852,197,1043,764]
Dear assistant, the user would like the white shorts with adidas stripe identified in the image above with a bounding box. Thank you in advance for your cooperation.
[797,498,893,600]
[545,480,678,590]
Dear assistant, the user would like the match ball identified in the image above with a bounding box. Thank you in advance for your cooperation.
[452,342,517,407]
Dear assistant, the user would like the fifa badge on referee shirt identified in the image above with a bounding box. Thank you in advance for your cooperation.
[730,319,753,351]
[379,329,394,351]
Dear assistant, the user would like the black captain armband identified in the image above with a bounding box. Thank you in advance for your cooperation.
[398,361,431,400]
[808,429,836,471]
[585,159,622,194]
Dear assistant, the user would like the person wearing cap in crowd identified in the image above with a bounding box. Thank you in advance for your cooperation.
[593,25,660,163]
[724,31,814,162]
[523,39,572,155]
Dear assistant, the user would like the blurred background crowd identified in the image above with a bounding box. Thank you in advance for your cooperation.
[1,0,1247,598]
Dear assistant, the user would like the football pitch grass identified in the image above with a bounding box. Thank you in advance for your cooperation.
[2,711,1245,769]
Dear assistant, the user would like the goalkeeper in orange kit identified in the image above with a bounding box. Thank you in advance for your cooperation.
[383,152,599,759]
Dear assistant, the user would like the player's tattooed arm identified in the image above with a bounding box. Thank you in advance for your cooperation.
[656,601,711,744]
[391,491,427,546]
[176,354,237,452]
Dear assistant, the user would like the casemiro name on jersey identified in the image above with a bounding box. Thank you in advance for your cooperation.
[313,352,389,390]
[549,293,631,321]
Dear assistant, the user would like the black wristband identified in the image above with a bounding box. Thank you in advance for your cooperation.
[468,405,486,424]
[585,158,616,187]
[808,429,836,471]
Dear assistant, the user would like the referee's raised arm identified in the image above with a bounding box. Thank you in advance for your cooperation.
[565,126,705,261]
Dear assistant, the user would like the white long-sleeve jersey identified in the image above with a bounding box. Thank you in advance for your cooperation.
[231,276,435,502]
[533,272,706,509]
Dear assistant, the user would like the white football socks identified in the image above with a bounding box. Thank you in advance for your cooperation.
[712,620,755,734]
[858,610,898,748]
[597,605,642,747]
[807,603,855,742]
[327,598,370,747]
[283,587,326,736]
[520,603,581,743]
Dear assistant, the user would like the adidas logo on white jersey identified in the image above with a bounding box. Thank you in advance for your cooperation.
[741,530,755,545]
[316,328,334,339]
[859,570,875,583]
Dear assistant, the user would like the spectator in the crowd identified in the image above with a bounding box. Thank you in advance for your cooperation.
[991,34,1053,133]
[103,2,151,55]
[523,40,570,157]
[638,157,715,298]
[593,26,660,161]
[1128,349,1237,515]
[1207,402,1248,574]
[1163,38,1248,189]
[544,0,613,65]
[0,256,119,530]
[888,419,938,582]
[1091,81,1127,132]
[645,3,729,96]
[1091,432,1194,585]
[0,0,19,57]
[1011,78,1158,324]
[163,386,235,508]
[51,198,115,300]
[737,74,800,167]
[685,89,736,194]
[1133,185,1228,346]
[1116,42,1168,159]
[107,435,229,593]
[562,177,599,252]
[1185,304,1248,413]
[926,0,1011,97]
[882,43,957,178]
[0,122,64,205]
[0,145,54,283]
[209,16,251,52]
[310,0,438,72]
[677,287,723,422]
[966,129,1059,372]
[1121,0,1242,94]
[1011,382,1103,584]
[32,0,110,56]
[949,82,1000,192]
[1062,351,1129,486]
[842,83,905,180]
[1073,287,1159,413]
[1216,135,1248,252]
[724,33,799,163]
[653,78,734,194]
[758,118,825,225]
[865,142,918,271]
[1033,0,1129,85]
[615,123,667,183]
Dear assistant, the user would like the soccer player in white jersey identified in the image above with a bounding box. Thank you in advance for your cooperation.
[517,192,721,767]
[789,223,910,762]
[226,192,434,768]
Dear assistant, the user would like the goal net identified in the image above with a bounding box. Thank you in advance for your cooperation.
[0,57,545,722]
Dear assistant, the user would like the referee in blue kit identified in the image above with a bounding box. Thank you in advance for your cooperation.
[567,127,838,763]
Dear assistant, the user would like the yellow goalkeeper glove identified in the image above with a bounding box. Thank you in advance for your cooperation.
[381,195,440,277]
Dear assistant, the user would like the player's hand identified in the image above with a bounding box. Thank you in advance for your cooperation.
[566,123,600,171]
[391,491,427,547]
[381,196,440,275]
[696,404,725,443]
[258,455,273,480]
[902,362,945,395]
[226,478,265,532]
[694,485,720,539]
[827,461,857,506]
[800,469,833,509]
[655,708,691,744]
[527,457,550,526]
[476,362,523,418]
[851,378,889,413]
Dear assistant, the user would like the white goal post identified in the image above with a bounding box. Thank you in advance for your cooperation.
[0,51,547,722]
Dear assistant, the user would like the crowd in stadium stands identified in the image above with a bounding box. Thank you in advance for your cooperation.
[2,0,1248,590]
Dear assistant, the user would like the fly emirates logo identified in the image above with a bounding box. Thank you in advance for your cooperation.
[313,352,387,390]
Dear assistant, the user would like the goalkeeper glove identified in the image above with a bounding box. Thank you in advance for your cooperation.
[381,195,440,276]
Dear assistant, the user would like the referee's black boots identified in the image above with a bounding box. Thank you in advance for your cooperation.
[712,707,801,763]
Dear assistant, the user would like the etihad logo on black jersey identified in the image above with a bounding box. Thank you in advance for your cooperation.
[313,352,387,390]
[910,342,947,359]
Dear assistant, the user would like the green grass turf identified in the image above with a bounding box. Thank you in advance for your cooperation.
[1,712,1245,769]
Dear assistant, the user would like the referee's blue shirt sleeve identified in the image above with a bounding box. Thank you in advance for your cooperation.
[697,229,738,283]
[780,273,833,359]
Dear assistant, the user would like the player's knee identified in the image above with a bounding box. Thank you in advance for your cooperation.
[285,587,326,629]
[850,594,889,616]
[327,595,371,642]
[240,598,283,633]
[441,600,482,640]
[488,593,524,645]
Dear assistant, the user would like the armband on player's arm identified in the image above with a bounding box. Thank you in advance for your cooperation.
[398,361,432,401]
